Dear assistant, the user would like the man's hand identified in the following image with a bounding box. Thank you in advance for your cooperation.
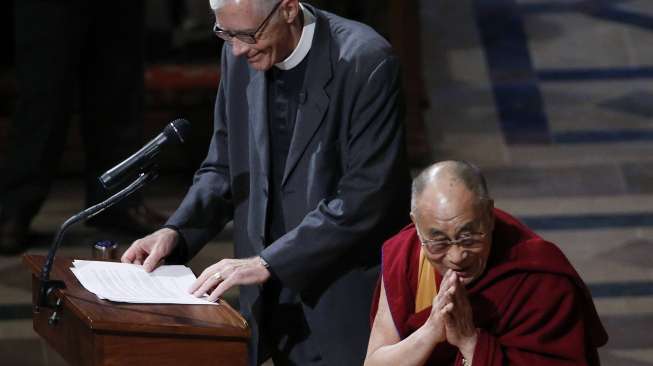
[425,269,460,343]
[121,228,179,272]
[189,257,271,302]
[441,271,478,361]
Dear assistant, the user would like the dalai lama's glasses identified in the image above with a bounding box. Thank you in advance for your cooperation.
[213,1,282,44]
[416,227,487,255]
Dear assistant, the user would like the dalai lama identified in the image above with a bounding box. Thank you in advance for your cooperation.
[365,160,608,366]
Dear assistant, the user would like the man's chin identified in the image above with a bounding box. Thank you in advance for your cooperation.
[248,57,273,71]
[458,276,475,285]
[454,270,477,285]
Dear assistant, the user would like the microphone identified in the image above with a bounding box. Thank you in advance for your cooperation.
[99,118,190,190]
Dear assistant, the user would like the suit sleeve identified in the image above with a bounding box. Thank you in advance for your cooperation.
[165,46,234,260]
[260,54,410,293]
[468,273,601,366]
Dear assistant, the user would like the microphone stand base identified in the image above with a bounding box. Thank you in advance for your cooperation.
[36,279,65,313]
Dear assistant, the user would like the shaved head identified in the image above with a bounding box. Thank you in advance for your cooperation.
[411,160,490,214]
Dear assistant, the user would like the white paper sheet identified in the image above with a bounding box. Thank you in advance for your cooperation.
[70,260,217,305]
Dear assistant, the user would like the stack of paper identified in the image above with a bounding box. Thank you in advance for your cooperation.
[70,260,217,305]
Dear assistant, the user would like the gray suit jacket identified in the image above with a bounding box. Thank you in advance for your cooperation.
[167,5,411,365]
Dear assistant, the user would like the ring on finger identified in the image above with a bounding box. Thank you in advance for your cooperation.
[211,272,223,281]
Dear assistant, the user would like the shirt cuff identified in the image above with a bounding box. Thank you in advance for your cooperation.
[161,224,188,264]
[258,252,279,281]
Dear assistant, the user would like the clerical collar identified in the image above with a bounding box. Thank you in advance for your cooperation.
[275,3,315,71]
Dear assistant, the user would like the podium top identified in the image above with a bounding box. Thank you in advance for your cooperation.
[24,255,249,340]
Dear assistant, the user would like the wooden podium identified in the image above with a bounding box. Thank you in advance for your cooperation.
[24,255,250,366]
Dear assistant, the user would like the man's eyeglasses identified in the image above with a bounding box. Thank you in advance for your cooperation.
[416,228,487,255]
[213,1,282,44]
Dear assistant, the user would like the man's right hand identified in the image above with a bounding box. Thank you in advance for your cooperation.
[425,269,457,342]
[121,228,179,272]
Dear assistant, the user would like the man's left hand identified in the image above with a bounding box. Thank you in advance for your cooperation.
[442,271,478,361]
[189,257,271,302]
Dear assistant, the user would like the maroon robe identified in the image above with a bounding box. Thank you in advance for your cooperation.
[371,208,608,365]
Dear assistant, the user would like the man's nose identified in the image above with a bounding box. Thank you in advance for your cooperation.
[231,39,250,57]
[446,245,467,266]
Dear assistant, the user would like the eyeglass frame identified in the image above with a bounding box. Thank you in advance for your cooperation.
[415,223,489,255]
[212,0,283,44]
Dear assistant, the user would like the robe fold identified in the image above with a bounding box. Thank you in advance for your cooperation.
[371,208,608,365]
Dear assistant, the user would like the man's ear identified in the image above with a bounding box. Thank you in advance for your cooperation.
[280,0,300,24]
[410,211,416,225]
[486,199,495,231]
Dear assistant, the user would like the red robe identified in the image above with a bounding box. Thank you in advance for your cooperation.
[371,208,608,365]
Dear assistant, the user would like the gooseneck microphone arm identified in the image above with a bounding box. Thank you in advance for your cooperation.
[36,170,158,311]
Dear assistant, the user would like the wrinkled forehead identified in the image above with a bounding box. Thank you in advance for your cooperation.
[415,187,488,228]
[427,205,486,231]
[214,0,263,30]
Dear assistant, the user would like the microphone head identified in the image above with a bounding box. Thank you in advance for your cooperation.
[163,118,191,144]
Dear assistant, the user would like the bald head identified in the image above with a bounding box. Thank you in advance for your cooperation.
[411,160,490,214]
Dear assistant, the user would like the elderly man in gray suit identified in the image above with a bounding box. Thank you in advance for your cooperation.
[122,0,410,364]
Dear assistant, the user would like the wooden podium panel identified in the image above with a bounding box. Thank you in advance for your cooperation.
[24,255,250,366]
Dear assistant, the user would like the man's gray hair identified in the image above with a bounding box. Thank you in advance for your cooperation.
[209,0,279,17]
[410,160,491,212]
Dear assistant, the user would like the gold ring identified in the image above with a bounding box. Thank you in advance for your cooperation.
[211,272,223,281]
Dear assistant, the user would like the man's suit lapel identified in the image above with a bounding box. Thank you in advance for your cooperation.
[247,68,269,178]
[246,67,269,248]
[281,10,332,187]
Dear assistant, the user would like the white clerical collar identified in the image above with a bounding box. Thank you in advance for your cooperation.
[275,3,315,71]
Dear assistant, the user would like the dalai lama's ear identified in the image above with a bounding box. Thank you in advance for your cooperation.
[485,199,496,232]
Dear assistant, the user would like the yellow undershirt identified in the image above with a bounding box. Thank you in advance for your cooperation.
[415,246,438,313]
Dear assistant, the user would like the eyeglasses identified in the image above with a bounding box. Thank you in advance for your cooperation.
[213,1,282,44]
[416,227,487,255]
